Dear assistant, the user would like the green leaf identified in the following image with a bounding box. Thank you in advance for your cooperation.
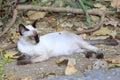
[0,0,3,9]
[78,0,91,28]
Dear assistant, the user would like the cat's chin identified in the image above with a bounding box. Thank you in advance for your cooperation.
[31,41,39,45]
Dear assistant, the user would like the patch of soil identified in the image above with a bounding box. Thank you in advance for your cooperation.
[3,16,120,80]
[4,53,92,80]
[4,43,120,80]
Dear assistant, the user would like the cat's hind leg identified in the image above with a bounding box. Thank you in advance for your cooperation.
[78,41,104,59]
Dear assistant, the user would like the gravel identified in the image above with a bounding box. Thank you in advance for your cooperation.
[45,68,120,80]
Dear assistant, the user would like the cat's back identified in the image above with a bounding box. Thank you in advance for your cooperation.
[39,31,82,48]
[40,31,80,40]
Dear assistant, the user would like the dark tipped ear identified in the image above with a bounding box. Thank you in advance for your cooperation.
[19,24,29,35]
[32,19,38,28]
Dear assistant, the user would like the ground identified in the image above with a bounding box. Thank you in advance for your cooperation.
[45,68,120,80]
[0,8,120,80]
[4,42,120,80]
[1,12,120,80]
[0,0,120,80]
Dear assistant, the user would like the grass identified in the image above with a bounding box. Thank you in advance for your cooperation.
[0,50,5,79]
[0,50,12,80]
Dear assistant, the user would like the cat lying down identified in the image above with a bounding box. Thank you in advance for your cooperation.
[17,20,118,65]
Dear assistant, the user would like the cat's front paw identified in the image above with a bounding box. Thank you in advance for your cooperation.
[17,54,32,65]
[84,51,93,58]
[96,52,104,59]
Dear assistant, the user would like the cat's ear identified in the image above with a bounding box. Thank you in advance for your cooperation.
[19,24,29,35]
[32,19,38,28]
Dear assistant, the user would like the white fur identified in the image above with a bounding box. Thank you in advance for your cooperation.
[17,26,100,63]
[23,25,37,36]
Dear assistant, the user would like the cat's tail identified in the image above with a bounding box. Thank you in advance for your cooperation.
[85,39,119,46]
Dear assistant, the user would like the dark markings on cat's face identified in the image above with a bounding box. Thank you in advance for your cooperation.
[34,34,39,43]
[19,24,29,36]
[19,20,40,44]
[28,31,39,44]
[32,19,38,28]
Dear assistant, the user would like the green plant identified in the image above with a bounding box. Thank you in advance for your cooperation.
[0,50,12,79]
[0,50,5,79]
[0,0,3,9]
[78,0,91,28]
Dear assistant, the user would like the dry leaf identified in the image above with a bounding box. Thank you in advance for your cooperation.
[56,57,68,66]
[61,22,73,28]
[7,32,19,43]
[27,11,47,20]
[49,20,57,28]
[65,58,78,75]
[94,3,106,10]
[67,58,76,66]
[79,34,87,39]
[105,56,120,64]
[74,21,83,27]
[93,27,112,36]
[56,57,76,66]
[115,32,120,40]
[90,15,99,22]
[56,26,63,32]
[57,57,78,75]
[108,64,120,69]
[4,51,18,58]
[105,18,119,27]
[111,0,120,8]
[42,73,56,78]
[22,76,32,80]
[56,57,68,63]
[105,56,120,69]
[86,65,93,70]
[110,31,117,38]
[75,27,84,32]
[26,20,31,24]
[8,76,32,80]
[8,75,22,80]
[65,64,78,75]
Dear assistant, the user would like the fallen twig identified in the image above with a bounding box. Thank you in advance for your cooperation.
[1,5,116,50]
[2,43,17,51]
[0,5,115,37]
[16,5,105,34]
[0,9,17,37]
[17,5,104,15]
[74,14,105,34]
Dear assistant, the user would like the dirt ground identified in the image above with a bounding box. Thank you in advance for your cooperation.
[2,16,120,80]
[0,0,120,79]
[4,43,120,80]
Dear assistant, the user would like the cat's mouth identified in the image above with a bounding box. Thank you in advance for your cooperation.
[35,38,39,43]
[35,34,39,43]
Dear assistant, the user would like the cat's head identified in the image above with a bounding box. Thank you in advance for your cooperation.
[19,20,39,44]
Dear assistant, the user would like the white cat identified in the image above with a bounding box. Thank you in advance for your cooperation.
[17,20,117,64]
